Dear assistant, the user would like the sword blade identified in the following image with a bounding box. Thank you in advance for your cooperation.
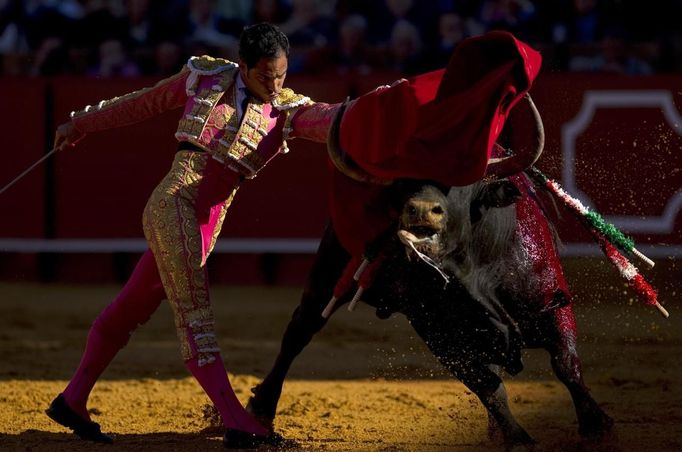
[0,147,59,195]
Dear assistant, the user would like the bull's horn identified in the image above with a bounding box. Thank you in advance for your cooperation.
[484,93,545,179]
[327,99,392,185]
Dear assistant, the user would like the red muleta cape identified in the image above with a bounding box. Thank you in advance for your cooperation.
[330,31,542,257]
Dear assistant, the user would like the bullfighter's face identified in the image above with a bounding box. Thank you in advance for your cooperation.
[239,53,288,103]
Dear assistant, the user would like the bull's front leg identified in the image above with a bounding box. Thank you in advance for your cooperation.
[456,364,535,448]
[407,313,534,448]
[544,306,614,439]
[247,225,350,429]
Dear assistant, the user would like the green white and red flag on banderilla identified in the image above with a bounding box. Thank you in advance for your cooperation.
[528,167,667,318]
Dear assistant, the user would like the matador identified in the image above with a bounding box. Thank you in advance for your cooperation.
[46,23,338,449]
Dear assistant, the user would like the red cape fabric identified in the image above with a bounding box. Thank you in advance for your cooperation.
[331,31,542,256]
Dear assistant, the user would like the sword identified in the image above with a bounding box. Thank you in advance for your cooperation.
[0,147,59,195]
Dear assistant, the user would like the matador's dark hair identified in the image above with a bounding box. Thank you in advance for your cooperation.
[239,23,290,68]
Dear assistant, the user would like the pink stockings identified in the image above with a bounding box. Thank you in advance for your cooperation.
[61,249,267,436]
[186,356,268,436]
[62,250,164,421]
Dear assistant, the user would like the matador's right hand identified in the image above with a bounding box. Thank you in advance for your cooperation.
[54,121,84,151]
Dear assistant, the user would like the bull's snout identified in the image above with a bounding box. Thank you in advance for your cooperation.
[400,199,446,236]
[397,188,449,264]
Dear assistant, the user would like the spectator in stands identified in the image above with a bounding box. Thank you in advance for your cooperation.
[2,0,680,77]
[422,11,466,71]
[123,0,153,48]
[211,0,252,37]
[89,38,141,77]
[187,0,239,52]
[279,0,335,72]
[0,0,28,56]
[251,0,291,25]
[115,0,162,74]
[569,0,602,44]
[384,19,426,74]
[30,36,70,75]
[477,0,536,35]
[0,0,27,74]
[368,0,428,44]
[569,27,653,75]
[25,0,84,22]
[75,1,127,46]
[331,13,373,75]
[145,0,191,44]
[153,39,185,76]
[23,0,74,54]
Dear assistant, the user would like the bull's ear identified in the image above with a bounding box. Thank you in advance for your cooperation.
[480,180,522,208]
[470,181,521,223]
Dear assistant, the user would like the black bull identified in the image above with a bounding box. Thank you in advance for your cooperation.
[246,176,615,446]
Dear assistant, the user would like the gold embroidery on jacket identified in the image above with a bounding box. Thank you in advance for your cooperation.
[213,86,239,153]
[177,86,229,139]
[70,68,190,121]
[273,87,314,141]
[272,87,312,110]
[188,55,236,73]
[176,69,235,141]
[229,101,270,175]
[206,96,271,177]
[175,69,314,177]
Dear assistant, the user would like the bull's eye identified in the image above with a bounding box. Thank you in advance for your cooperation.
[431,205,444,215]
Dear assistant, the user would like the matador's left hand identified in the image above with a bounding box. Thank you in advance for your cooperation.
[54,121,84,151]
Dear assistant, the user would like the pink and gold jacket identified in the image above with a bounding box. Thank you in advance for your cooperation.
[69,55,339,179]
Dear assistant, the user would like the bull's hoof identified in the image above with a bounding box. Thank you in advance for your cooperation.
[578,411,615,440]
[487,422,535,450]
[245,396,275,432]
[486,416,535,449]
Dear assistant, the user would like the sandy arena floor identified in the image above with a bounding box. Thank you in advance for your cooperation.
[1,258,681,451]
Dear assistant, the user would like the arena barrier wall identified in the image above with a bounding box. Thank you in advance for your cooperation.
[0,73,680,283]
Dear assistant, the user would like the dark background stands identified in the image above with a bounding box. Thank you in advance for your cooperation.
[1,0,680,77]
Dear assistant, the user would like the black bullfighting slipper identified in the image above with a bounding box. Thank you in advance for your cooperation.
[45,393,113,444]
[223,428,294,449]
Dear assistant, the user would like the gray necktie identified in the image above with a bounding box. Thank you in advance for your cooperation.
[239,88,250,122]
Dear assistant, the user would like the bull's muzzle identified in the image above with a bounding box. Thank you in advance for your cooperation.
[397,230,450,284]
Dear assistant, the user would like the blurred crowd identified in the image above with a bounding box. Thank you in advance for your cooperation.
[1,0,680,78]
